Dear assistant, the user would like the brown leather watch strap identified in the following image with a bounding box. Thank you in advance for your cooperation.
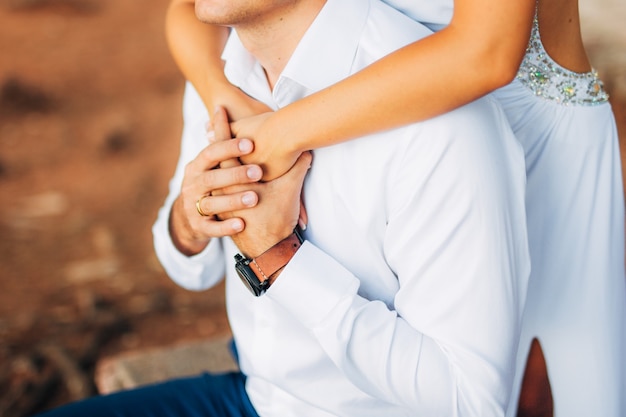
[250,232,303,285]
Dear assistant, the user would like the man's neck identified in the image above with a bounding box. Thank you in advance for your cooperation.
[235,0,326,90]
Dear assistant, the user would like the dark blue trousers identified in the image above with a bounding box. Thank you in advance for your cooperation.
[34,372,260,417]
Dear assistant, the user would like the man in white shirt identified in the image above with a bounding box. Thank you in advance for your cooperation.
[36,0,529,416]
[153,0,532,414]
[154,0,531,415]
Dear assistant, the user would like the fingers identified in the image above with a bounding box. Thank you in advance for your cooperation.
[202,217,246,237]
[196,191,258,219]
[212,106,231,141]
[199,163,262,192]
[188,137,254,175]
[172,107,267,254]
[177,138,262,246]
[180,188,258,244]
[212,106,241,169]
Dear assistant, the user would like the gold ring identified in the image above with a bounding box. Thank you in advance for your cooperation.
[196,195,211,217]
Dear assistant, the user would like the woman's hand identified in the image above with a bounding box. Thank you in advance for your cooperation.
[231,112,303,181]
[208,88,301,182]
[206,102,303,182]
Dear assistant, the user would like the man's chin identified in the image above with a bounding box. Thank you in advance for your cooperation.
[194,1,224,24]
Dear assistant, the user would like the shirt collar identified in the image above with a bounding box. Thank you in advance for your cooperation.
[222,0,370,108]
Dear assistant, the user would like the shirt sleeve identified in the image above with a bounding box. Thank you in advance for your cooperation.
[267,98,530,416]
[152,83,226,291]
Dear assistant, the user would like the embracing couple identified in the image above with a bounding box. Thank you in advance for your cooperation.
[37,0,625,416]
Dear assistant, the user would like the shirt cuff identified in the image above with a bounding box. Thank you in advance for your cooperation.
[152,205,225,291]
[266,241,360,329]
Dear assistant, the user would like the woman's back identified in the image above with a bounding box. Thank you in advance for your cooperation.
[539,0,591,73]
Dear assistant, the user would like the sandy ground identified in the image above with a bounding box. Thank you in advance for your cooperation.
[0,1,624,416]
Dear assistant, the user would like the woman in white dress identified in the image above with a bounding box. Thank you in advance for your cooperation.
[492,11,625,416]
[166,0,626,415]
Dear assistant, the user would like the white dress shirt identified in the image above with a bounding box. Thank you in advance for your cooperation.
[382,0,452,31]
[153,0,530,415]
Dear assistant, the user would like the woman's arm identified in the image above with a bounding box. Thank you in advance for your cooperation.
[273,0,534,142]
[166,0,535,179]
[165,0,270,120]
[239,0,535,178]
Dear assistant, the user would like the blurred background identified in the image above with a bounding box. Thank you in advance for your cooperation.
[0,1,230,415]
[0,0,624,416]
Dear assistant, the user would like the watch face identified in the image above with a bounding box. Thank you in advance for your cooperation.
[236,267,260,295]
[235,254,268,296]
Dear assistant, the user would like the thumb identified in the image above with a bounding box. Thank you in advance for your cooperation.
[280,151,312,191]
[285,152,312,231]
[298,196,308,231]
[287,152,312,230]
[289,151,312,181]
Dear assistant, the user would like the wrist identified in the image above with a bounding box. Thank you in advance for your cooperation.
[234,223,297,259]
[272,105,306,154]
[234,227,304,296]
[252,229,303,277]
[198,69,236,111]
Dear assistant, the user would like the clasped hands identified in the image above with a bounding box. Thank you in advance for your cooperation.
[209,86,302,181]
[169,106,311,259]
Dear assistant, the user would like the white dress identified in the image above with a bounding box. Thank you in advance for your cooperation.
[384,1,626,416]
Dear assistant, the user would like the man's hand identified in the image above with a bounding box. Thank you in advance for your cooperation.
[210,107,312,259]
[225,152,312,258]
[169,136,263,256]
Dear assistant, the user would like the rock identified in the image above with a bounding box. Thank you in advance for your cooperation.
[94,336,238,394]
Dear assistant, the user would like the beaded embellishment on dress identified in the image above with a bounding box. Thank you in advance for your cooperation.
[516,13,609,105]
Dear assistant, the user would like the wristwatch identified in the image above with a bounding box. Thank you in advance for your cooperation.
[234,227,304,296]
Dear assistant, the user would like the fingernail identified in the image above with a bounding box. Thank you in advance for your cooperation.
[238,139,253,153]
[298,218,307,231]
[206,131,215,143]
[232,220,244,232]
[247,166,262,180]
[242,192,256,206]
